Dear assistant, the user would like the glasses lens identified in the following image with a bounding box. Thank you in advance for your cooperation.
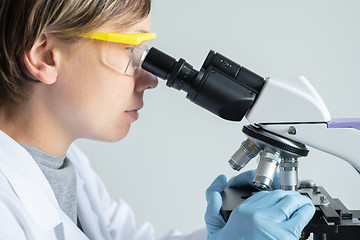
[102,40,150,77]
[124,43,149,77]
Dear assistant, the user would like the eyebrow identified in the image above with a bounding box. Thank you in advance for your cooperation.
[135,29,150,33]
[111,25,150,33]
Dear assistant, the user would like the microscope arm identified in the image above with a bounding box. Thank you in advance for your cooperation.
[244,76,360,173]
[260,122,360,173]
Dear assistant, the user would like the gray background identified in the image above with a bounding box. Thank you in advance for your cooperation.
[76,0,360,237]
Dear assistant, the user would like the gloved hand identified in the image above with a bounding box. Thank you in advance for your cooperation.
[205,175,315,240]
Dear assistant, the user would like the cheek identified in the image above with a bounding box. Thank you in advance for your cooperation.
[54,43,136,136]
[60,43,133,108]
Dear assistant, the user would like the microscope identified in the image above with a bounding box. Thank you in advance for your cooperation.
[142,48,360,239]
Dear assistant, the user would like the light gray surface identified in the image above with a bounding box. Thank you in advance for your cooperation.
[76,0,360,237]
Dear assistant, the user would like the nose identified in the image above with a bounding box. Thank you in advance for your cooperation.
[135,69,158,92]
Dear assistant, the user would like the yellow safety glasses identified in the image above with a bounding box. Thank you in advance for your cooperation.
[79,32,156,77]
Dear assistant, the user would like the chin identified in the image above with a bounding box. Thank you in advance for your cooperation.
[102,124,131,142]
[84,120,132,142]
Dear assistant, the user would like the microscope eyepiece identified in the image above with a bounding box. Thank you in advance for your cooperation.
[142,47,177,81]
[142,47,265,121]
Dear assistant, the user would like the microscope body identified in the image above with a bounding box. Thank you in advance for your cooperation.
[246,76,360,175]
[142,47,360,239]
[224,76,360,240]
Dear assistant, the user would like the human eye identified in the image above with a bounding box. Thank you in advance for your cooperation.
[125,45,135,54]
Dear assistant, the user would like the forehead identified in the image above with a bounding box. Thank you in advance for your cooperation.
[106,14,152,33]
[128,15,152,33]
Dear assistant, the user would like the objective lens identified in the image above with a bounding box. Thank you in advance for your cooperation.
[280,159,299,190]
[253,150,281,190]
[229,139,260,171]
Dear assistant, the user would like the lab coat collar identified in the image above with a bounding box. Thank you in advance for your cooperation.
[0,130,62,235]
[66,145,111,239]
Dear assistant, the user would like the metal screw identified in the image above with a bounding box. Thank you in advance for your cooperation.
[288,126,296,135]
[319,195,329,205]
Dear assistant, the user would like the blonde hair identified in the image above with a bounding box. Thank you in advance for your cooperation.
[0,0,151,104]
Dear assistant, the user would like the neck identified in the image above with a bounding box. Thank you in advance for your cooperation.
[0,100,74,157]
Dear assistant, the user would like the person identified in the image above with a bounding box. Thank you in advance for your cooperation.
[0,0,315,239]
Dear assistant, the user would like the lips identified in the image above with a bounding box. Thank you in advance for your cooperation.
[125,110,139,120]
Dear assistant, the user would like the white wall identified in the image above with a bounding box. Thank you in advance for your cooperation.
[76,0,360,237]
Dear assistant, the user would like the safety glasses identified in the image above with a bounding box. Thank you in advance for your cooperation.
[79,32,156,77]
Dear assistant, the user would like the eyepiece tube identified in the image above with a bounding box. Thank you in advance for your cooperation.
[142,47,199,91]
[142,48,177,80]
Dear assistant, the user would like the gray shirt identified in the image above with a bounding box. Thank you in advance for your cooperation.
[19,143,77,223]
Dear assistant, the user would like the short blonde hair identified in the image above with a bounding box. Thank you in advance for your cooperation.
[0,0,151,104]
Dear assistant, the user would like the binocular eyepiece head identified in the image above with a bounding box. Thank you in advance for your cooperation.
[142,47,265,122]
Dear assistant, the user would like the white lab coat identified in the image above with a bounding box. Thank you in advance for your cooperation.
[0,130,207,240]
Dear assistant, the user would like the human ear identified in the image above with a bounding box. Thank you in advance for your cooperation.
[23,33,58,84]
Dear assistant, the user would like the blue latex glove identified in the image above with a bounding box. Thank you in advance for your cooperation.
[205,175,315,240]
